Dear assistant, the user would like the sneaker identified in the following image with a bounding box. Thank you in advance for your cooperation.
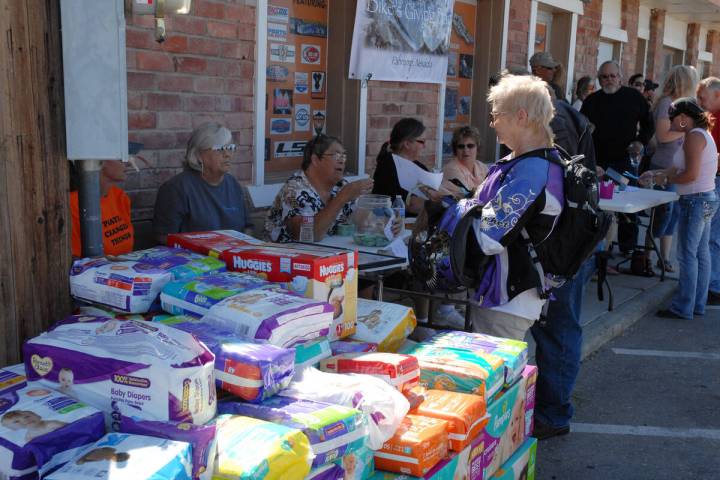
[533,418,570,440]
[434,306,466,330]
[656,309,687,320]
[707,291,720,306]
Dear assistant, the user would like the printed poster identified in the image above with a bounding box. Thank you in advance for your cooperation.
[349,0,455,84]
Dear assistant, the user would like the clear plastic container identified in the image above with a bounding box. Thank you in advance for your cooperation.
[351,194,394,247]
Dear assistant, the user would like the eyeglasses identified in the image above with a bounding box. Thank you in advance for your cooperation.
[456,143,477,150]
[321,151,348,161]
[598,74,619,80]
[632,82,644,87]
[211,143,237,152]
[489,111,505,122]
[415,139,427,146]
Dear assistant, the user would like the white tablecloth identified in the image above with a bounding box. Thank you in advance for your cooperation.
[599,187,679,214]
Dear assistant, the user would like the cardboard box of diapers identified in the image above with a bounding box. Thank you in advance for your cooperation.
[222,243,358,341]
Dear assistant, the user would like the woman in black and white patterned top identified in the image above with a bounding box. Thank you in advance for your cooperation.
[264,135,374,242]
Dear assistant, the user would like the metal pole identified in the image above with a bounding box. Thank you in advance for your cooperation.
[78,160,103,257]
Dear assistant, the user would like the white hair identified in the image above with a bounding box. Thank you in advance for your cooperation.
[699,76,720,92]
[185,122,232,171]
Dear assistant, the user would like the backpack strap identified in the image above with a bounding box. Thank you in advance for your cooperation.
[520,227,561,300]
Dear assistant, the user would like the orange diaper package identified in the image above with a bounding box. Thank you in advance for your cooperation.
[410,387,489,451]
[374,414,449,477]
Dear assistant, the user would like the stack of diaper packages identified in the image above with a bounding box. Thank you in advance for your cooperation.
[0,367,105,480]
[167,230,264,257]
[116,246,227,281]
[351,299,417,353]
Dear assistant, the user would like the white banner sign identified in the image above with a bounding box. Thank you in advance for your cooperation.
[349,0,454,84]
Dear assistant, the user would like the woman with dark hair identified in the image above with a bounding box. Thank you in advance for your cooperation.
[640,98,719,319]
[264,135,374,242]
[441,125,488,196]
[572,76,594,110]
[372,117,430,215]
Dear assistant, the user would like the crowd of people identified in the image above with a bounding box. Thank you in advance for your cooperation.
[68,55,720,445]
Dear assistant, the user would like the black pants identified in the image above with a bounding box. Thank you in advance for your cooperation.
[617,213,639,253]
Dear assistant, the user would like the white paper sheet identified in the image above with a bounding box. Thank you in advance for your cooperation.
[393,155,443,194]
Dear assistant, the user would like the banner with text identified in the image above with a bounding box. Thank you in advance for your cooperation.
[349,0,455,84]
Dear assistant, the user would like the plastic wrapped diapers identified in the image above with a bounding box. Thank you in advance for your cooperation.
[351,299,417,353]
[219,396,365,468]
[0,368,105,480]
[319,352,420,392]
[213,414,313,480]
[330,340,378,355]
[45,433,193,480]
[117,246,226,281]
[374,414,449,477]
[23,315,216,428]
[156,316,295,403]
[294,338,332,369]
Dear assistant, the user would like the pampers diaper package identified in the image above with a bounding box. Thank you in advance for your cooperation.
[335,445,375,480]
[218,396,365,468]
[409,344,505,400]
[0,368,105,480]
[294,338,332,369]
[351,299,417,353]
[319,353,420,392]
[489,438,536,480]
[221,243,358,341]
[23,315,216,428]
[425,332,528,387]
[69,258,175,314]
[167,230,263,257]
[45,432,193,480]
[307,463,346,480]
[212,414,312,480]
[160,272,268,318]
[155,315,295,402]
[374,414,449,477]
[117,246,226,281]
[202,285,334,348]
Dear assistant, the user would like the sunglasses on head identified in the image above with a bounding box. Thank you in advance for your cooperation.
[456,143,476,150]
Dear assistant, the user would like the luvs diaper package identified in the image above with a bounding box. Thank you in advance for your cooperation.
[489,438,536,480]
[410,388,488,452]
[374,414,449,477]
[409,344,505,400]
[218,396,365,468]
[212,414,312,480]
[351,299,417,353]
[23,315,216,428]
[161,272,268,317]
[222,243,358,340]
[69,258,175,313]
[425,331,528,387]
[156,315,295,402]
[0,368,105,480]
[319,353,420,392]
[202,285,334,348]
[117,246,226,281]
[45,432,193,480]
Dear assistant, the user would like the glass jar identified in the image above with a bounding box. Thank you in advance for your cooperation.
[350,194,394,247]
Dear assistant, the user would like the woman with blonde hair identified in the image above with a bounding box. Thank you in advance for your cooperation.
[646,65,699,272]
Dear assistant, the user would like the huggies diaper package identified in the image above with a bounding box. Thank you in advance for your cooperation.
[222,243,358,340]
[330,340,378,356]
[202,285,334,348]
[489,438,536,480]
[69,258,175,314]
[351,299,417,353]
[408,344,505,400]
[45,432,193,480]
[167,230,263,257]
[117,246,226,281]
[280,367,410,450]
[23,315,217,428]
[155,315,295,402]
[0,368,105,480]
[218,396,365,468]
[374,414,449,477]
[294,338,332,369]
[212,414,313,480]
[335,445,375,480]
[160,272,268,318]
[319,353,420,392]
[118,416,217,480]
[307,462,346,480]
[409,388,488,452]
[425,332,528,387]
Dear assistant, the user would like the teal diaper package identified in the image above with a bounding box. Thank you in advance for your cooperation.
[489,438,536,480]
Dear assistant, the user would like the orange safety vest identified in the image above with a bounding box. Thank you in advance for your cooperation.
[70,186,134,257]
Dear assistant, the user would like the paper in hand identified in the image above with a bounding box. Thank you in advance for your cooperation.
[393,155,443,195]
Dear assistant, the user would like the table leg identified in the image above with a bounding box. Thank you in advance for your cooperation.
[646,208,665,282]
[376,274,384,302]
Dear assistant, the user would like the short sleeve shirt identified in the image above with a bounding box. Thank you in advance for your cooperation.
[264,171,354,242]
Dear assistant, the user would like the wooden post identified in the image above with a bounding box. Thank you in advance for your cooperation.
[0,0,71,365]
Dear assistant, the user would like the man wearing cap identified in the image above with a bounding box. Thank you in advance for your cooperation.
[696,77,720,305]
[643,79,659,105]
[530,51,566,101]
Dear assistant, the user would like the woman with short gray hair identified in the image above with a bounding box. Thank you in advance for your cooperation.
[153,122,247,244]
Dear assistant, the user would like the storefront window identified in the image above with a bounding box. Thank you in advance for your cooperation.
[265,1,329,181]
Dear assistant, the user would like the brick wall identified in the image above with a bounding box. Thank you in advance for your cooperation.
[708,30,720,78]
[573,0,602,81]
[124,0,256,221]
[685,23,701,67]
[646,9,666,82]
[505,0,531,69]
[620,0,640,78]
[365,81,440,174]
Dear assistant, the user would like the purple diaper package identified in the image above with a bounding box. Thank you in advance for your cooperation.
[117,246,227,281]
[219,396,366,468]
[307,463,346,480]
[118,416,216,480]
[23,315,217,429]
[156,315,295,403]
[0,368,105,480]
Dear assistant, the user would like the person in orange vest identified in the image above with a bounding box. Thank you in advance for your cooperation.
[70,160,134,257]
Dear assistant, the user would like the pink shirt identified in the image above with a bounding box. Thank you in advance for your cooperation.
[672,128,718,196]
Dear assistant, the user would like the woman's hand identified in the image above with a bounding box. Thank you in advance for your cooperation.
[339,178,374,202]
[391,216,403,236]
[638,170,656,187]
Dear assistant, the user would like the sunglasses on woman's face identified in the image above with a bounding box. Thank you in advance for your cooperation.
[211,143,238,152]
[456,143,476,150]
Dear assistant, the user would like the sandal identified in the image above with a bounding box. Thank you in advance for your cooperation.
[656,259,674,273]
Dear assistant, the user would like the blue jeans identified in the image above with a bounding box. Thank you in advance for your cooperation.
[709,177,720,294]
[531,254,597,428]
[670,191,720,319]
[651,184,679,238]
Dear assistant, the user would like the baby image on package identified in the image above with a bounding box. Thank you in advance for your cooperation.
[116,246,227,281]
[351,299,417,353]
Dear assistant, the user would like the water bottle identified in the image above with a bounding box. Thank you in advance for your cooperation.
[392,195,405,234]
[299,205,315,243]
